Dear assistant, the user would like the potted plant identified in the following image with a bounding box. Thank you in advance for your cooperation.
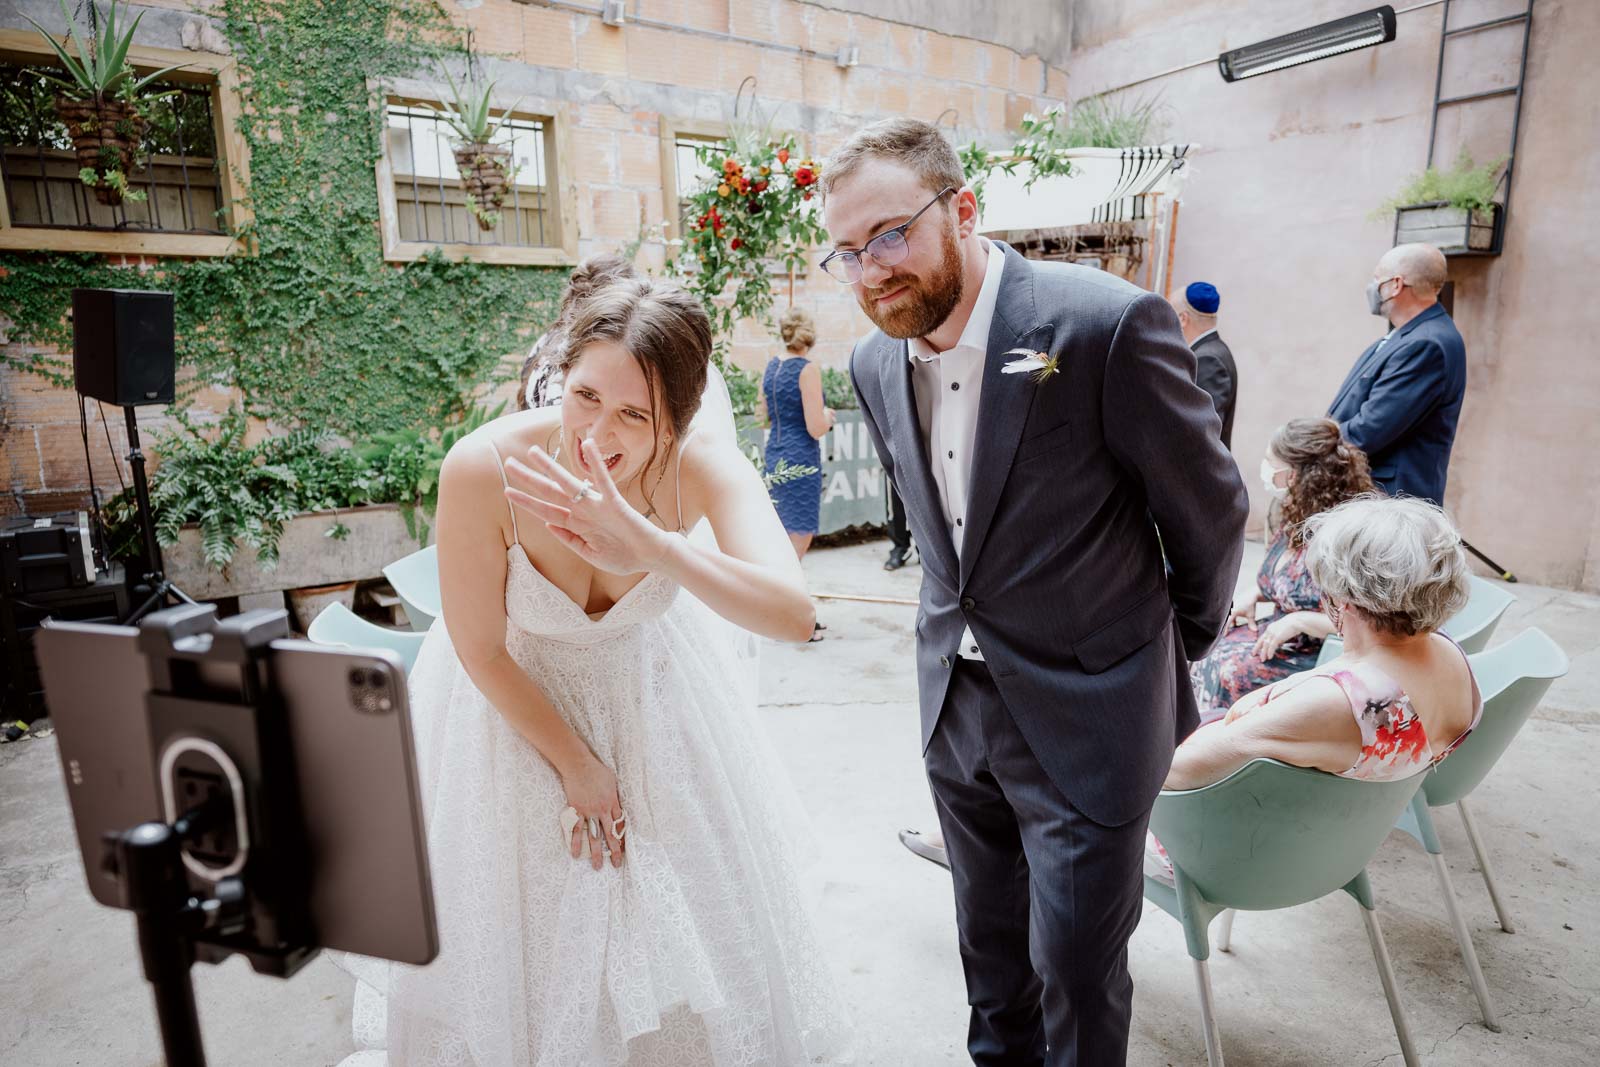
[24,0,183,206]
[431,71,524,231]
[1382,150,1506,255]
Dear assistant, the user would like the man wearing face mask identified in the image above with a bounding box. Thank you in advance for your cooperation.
[1327,243,1466,506]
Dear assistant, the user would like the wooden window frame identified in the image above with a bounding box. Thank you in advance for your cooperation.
[657,117,729,245]
[0,29,251,257]
[374,84,577,267]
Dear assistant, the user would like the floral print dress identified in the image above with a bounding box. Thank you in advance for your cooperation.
[1190,532,1325,724]
[1148,639,1484,883]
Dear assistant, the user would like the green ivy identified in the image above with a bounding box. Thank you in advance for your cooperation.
[1,0,568,436]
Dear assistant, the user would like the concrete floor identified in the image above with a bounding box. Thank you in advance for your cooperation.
[3,538,1597,1066]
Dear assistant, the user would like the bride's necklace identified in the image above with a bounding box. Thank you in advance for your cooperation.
[548,426,674,525]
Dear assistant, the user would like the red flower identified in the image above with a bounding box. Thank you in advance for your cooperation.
[730,237,743,250]
[803,190,813,201]
[752,179,768,192]
[777,148,790,165]
[794,166,815,187]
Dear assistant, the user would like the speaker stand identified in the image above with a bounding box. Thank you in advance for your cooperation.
[122,406,197,624]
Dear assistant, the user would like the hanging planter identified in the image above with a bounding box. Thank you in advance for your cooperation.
[24,0,183,207]
[430,65,523,232]
[54,94,147,205]
[452,142,513,231]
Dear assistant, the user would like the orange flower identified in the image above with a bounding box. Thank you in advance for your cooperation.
[718,183,731,197]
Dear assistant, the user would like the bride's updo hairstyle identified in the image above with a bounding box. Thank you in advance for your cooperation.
[556,276,712,462]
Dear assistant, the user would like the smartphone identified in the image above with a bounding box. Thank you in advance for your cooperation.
[36,621,437,966]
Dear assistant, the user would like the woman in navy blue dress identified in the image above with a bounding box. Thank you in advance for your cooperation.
[759,307,835,638]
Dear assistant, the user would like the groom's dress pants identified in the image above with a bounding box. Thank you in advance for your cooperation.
[926,659,1150,1067]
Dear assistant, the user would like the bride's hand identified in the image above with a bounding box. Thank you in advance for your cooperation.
[504,439,671,576]
[561,753,625,870]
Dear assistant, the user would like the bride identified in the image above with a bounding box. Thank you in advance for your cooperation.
[343,277,849,1065]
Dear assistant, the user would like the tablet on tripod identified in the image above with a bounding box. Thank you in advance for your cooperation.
[37,606,437,967]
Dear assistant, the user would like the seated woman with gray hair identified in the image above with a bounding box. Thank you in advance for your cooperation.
[1148,496,1484,879]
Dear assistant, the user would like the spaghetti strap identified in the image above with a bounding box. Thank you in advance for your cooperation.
[485,438,519,543]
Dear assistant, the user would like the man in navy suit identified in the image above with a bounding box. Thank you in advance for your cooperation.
[825,119,1247,1066]
[1328,244,1466,506]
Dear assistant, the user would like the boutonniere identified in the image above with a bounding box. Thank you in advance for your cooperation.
[1001,348,1060,384]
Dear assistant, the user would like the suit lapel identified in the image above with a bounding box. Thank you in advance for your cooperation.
[878,335,959,584]
[959,249,1051,587]
[1331,337,1383,412]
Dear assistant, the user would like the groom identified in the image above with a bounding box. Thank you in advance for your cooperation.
[826,120,1248,1065]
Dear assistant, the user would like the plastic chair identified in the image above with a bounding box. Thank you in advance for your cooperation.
[382,544,440,632]
[1389,627,1569,1030]
[1144,759,1426,1067]
[1315,575,1517,667]
[307,601,428,675]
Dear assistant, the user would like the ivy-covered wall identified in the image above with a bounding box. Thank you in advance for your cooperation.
[0,0,567,444]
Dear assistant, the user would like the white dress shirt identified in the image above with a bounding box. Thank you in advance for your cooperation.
[907,239,1007,661]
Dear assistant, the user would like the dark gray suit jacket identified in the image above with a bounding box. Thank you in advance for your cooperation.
[851,243,1249,827]
[1193,332,1238,450]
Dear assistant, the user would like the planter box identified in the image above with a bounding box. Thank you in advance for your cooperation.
[1393,201,1501,256]
[164,503,427,601]
[740,408,888,535]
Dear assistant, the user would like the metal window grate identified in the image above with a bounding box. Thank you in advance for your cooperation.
[385,104,550,247]
[0,62,226,234]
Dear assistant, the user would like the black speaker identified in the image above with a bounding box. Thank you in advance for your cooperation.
[0,563,129,722]
[70,288,175,407]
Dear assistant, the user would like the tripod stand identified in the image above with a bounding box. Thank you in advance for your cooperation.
[121,405,196,624]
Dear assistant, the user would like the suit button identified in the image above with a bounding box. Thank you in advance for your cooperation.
[960,596,976,611]
[939,655,951,668]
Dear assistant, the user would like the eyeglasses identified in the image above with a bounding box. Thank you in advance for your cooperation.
[819,186,955,284]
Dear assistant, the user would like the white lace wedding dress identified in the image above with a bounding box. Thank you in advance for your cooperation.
[339,441,850,1066]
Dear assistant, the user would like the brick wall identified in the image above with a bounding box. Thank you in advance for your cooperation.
[0,0,1067,517]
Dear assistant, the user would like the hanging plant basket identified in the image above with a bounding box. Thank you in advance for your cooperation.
[54,93,147,206]
[453,142,512,231]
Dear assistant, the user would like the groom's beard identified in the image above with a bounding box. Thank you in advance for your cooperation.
[856,222,964,341]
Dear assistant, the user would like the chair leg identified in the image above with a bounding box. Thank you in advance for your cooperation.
[1192,956,1226,1067]
[1216,908,1236,953]
[1360,906,1420,1067]
[1457,798,1516,934]
[1429,851,1501,1031]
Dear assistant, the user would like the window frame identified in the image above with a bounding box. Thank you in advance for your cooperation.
[374,83,577,267]
[657,117,729,246]
[0,29,251,257]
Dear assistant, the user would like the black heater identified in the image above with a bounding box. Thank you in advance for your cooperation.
[70,288,194,623]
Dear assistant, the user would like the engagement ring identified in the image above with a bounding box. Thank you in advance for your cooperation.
[571,479,599,503]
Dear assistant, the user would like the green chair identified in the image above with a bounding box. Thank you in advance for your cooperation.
[1389,626,1568,1031]
[1316,575,1517,667]
[382,544,440,632]
[307,601,428,675]
[1145,759,1426,1067]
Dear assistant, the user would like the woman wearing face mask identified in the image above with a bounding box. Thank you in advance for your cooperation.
[1189,417,1376,724]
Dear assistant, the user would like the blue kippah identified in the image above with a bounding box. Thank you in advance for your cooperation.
[1185,281,1220,314]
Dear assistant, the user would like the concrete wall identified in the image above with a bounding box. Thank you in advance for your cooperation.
[1068,0,1600,591]
[801,0,1073,71]
[1,0,1067,517]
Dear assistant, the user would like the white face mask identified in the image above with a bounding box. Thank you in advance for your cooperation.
[1259,458,1288,496]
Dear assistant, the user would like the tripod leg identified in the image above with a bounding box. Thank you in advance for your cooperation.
[1460,540,1516,583]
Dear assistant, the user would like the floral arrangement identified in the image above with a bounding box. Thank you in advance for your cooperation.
[671,135,828,350]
